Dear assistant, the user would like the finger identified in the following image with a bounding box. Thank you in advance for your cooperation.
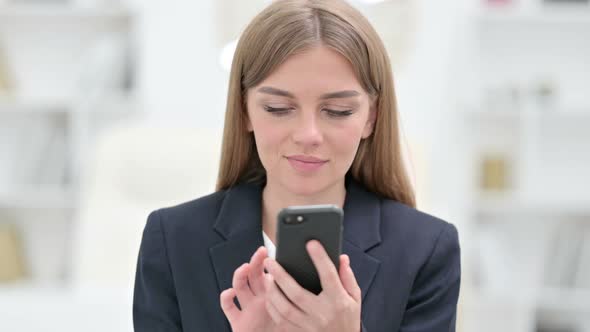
[306,240,343,295]
[265,294,300,332]
[232,263,254,308]
[264,273,307,328]
[265,294,283,325]
[220,288,239,323]
[248,246,268,296]
[264,274,306,330]
[339,255,362,303]
[264,258,315,313]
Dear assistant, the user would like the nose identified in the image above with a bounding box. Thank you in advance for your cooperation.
[291,111,323,147]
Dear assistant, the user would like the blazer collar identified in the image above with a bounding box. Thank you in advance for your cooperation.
[209,178,382,303]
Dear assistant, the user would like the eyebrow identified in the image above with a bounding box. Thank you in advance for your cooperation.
[257,86,360,100]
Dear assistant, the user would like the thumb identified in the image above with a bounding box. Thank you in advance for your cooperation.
[339,255,362,303]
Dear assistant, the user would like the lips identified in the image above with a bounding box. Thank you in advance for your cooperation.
[285,155,328,163]
[285,155,328,173]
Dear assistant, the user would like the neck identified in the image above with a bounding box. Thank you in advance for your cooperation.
[261,177,346,244]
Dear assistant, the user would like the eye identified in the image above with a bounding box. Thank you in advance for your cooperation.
[264,105,292,116]
[324,109,354,118]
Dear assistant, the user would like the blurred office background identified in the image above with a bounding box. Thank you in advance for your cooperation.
[0,0,589,331]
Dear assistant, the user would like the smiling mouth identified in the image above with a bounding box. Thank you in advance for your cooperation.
[285,156,328,172]
[285,155,328,163]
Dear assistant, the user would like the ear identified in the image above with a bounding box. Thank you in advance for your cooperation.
[361,102,377,139]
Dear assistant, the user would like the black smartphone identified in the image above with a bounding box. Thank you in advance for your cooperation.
[275,204,343,295]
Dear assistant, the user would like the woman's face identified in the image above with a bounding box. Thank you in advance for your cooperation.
[246,45,375,196]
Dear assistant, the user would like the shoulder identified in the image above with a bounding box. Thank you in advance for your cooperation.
[381,199,457,243]
[377,198,460,273]
[145,189,228,234]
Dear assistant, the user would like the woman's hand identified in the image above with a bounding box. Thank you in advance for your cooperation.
[263,240,362,332]
[220,246,275,332]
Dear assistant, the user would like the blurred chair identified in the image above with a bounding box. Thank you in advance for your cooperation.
[460,291,536,332]
[70,122,223,290]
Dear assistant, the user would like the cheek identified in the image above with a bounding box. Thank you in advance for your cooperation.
[250,116,288,163]
[329,122,365,158]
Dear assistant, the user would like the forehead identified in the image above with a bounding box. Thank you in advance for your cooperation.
[252,46,364,97]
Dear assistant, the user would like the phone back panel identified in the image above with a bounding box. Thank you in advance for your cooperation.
[276,205,343,295]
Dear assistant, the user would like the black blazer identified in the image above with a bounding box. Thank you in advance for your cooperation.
[133,178,461,331]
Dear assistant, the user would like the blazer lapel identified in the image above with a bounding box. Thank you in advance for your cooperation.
[209,182,265,294]
[342,179,382,303]
[209,178,383,304]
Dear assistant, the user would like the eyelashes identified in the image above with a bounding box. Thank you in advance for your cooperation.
[326,109,354,117]
[263,106,353,118]
[263,106,291,115]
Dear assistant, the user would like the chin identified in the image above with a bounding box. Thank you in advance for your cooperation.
[282,175,333,197]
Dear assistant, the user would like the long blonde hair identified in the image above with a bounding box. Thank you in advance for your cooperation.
[216,0,415,208]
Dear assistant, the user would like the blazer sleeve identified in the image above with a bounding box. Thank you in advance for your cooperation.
[133,210,183,331]
[399,223,461,332]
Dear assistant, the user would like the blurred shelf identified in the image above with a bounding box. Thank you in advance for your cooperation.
[0,4,133,20]
[468,287,590,315]
[0,97,70,114]
[475,7,590,26]
[463,109,590,121]
[0,283,132,331]
[0,94,138,115]
[538,287,590,313]
[474,192,590,217]
[0,280,67,292]
[0,187,75,210]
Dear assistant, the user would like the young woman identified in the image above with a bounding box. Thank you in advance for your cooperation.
[133,1,461,331]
